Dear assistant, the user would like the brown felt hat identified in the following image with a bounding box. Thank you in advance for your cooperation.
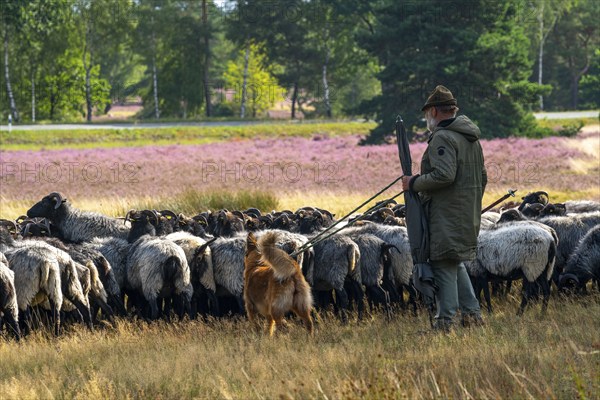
[421,85,457,111]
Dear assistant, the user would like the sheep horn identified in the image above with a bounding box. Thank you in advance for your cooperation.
[192,215,208,226]
[0,219,18,233]
[48,192,65,209]
[160,209,179,222]
[142,210,160,226]
[124,209,136,225]
[558,273,579,288]
[21,222,32,237]
[43,218,52,236]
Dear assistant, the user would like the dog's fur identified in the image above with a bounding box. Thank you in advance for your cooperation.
[244,232,313,336]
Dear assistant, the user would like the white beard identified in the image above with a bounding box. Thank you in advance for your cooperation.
[426,116,437,132]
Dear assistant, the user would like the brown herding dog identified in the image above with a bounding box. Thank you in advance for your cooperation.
[244,232,314,336]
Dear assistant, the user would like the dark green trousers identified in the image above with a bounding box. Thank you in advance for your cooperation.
[430,259,481,325]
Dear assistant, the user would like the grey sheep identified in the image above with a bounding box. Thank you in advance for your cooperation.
[126,236,193,320]
[91,237,130,298]
[343,222,414,311]
[27,192,130,243]
[0,253,20,340]
[345,233,395,319]
[165,231,218,317]
[465,223,556,315]
[564,200,600,214]
[480,212,501,230]
[2,228,93,332]
[537,212,600,284]
[310,233,362,322]
[3,245,63,335]
[21,231,118,318]
[210,234,248,313]
[559,224,600,292]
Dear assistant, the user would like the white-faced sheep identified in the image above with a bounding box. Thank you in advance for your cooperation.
[465,223,556,315]
[559,225,600,293]
[0,253,20,340]
[26,192,130,243]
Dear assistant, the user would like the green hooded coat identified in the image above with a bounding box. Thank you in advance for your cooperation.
[411,115,487,261]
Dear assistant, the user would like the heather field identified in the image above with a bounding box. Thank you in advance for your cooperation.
[0,123,598,218]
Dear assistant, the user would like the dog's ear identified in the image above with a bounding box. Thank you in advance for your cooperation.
[246,232,258,250]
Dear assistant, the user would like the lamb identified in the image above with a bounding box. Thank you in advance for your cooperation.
[165,232,218,317]
[0,253,20,340]
[464,223,556,315]
[126,236,193,321]
[559,225,600,293]
[26,192,130,243]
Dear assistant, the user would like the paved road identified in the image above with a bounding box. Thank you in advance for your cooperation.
[533,110,598,120]
[0,119,342,131]
[0,111,597,131]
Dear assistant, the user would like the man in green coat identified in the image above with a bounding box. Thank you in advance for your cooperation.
[402,85,487,330]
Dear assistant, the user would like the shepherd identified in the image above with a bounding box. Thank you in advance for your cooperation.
[402,85,487,331]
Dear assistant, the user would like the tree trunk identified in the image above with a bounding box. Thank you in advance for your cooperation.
[152,55,160,119]
[537,2,544,111]
[202,0,211,117]
[291,82,298,120]
[240,44,250,119]
[31,68,35,122]
[85,63,92,121]
[322,46,332,118]
[4,32,19,122]
[571,75,579,109]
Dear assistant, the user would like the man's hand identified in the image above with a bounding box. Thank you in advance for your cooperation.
[402,175,413,191]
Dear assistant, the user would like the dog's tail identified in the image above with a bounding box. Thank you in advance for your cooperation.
[258,231,298,280]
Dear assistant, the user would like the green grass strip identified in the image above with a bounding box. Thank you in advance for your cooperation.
[0,122,376,151]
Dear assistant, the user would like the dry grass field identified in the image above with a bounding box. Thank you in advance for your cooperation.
[1,296,598,399]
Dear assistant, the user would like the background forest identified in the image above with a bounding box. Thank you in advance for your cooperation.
[1,0,598,142]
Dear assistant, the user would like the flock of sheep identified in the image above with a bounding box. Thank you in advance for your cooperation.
[0,191,599,340]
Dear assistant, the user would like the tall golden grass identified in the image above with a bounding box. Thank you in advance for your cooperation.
[1,296,598,399]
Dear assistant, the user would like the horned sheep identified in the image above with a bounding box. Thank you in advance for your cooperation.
[26,192,130,243]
